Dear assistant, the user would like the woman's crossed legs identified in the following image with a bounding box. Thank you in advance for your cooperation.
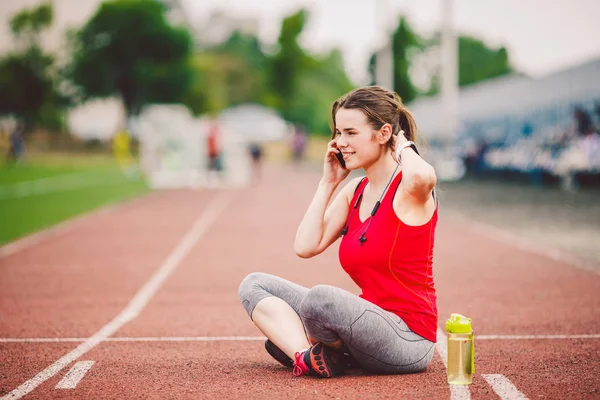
[239,272,434,375]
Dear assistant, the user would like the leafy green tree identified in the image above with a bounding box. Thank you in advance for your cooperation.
[213,32,270,107]
[67,0,193,116]
[180,54,214,116]
[368,17,422,103]
[391,17,422,103]
[181,8,355,135]
[182,31,271,116]
[10,2,53,48]
[289,49,354,135]
[0,2,65,131]
[266,9,355,134]
[0,49,54,130]
[368,53,377,86]
[269,10,310,119]
[420,34,514,95]
[458,36,512,87]
[370,18,514,100]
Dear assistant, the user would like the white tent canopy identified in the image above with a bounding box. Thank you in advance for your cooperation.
[217,104,291,143]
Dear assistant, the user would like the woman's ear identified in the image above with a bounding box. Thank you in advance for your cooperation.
[378,123,393,144]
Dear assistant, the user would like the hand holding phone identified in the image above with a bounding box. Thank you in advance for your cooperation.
[334,151,346,169]
[325,140,350,183]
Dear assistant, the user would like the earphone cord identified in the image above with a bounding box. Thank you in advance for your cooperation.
[341,191,363,236]
[359,162,401,245]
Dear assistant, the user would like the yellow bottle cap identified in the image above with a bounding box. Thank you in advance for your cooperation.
[445,313,472,334]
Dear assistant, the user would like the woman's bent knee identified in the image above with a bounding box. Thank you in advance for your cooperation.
[238,272,273,318]
[300,284,337,318]
[238,272,267,302]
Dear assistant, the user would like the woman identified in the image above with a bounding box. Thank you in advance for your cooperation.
[239,86,438,378]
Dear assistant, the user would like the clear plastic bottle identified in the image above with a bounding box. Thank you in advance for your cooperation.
[446,313,474,385]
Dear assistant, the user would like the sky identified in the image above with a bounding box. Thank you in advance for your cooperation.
[1,0,599,84]
[181,0,600,84]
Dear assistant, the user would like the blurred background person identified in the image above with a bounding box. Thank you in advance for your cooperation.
[574,107,596,138]
[248,141,264,184]
[291,123,308,164]
[5,122,26,167]
[112,123,136,178]
[206,117,223,187]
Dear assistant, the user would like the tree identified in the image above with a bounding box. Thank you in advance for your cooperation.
[10,2,53,49]
[182,8,355,134]
[368,53,377,86]
[67,0,193,116]
[391,17,422,103]
[266,9,355,134]
[288,49,354,135]
[370,18,515,100]
[269,10,310,120]
[0,49,54,130]
[458,36,512,87]
[181,31,271,116]
[369,17,422,103]
[0,2,65,132]
[417,34,514,96]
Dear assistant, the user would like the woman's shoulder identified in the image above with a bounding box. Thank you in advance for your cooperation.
[340,176,367,203]
[348,175,368,193]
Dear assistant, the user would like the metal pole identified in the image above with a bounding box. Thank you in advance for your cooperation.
[375,0,394,90]
[440,0,459,139]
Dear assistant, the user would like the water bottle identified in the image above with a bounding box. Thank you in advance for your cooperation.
[445,313,474,385]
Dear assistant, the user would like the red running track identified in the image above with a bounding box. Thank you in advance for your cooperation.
[0,165,598,399]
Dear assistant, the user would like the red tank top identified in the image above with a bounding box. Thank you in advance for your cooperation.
[339,172,438,342]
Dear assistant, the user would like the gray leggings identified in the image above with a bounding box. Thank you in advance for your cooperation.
[238,272,435,374]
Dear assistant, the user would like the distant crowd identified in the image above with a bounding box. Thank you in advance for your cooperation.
[461,104,600,190]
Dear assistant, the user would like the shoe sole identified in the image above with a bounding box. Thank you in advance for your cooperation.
[309,344,344,378]
[265,340,294,368]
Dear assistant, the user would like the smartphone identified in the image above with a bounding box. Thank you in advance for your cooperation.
[335,151,346,169]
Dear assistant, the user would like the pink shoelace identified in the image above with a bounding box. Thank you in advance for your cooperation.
[293,351,309,376]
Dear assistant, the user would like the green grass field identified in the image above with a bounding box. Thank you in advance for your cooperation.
[0,153,150,245]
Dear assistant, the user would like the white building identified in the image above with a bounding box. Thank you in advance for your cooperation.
[410,57,600,143]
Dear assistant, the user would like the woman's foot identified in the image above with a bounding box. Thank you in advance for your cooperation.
[265,339,294,368]
[293,343,345,378]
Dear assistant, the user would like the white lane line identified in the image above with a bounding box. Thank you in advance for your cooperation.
[482,374,529,400]
[3,333,600,343]
[0,338,85,343]
[0,191,159,259]
[447,213,600,275]
[0,191,235,400]
[108,336,266,342]
[436,328,471,400]
[55,361,95,389]
[0,336,266,343]
[477,334,600,340]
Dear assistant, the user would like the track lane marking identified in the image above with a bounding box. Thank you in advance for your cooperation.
[436,328,471,400]
[446,213,600,275]
[55,361,95,389]
[3,333,599,343]
[1,191,235,400]
[476,334,600,340]
[0,336,268,343]
[0,191,159,259]
[482,374,529,400]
